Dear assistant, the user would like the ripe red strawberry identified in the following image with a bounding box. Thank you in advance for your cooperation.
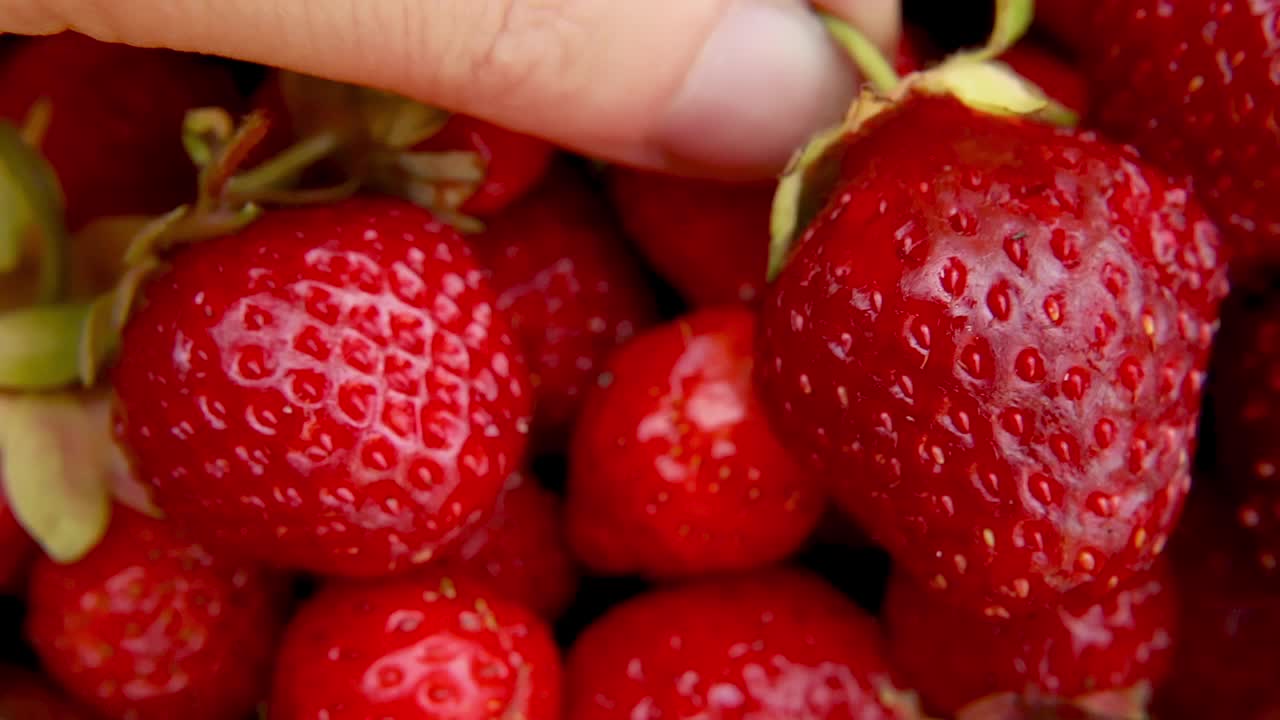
[758,93,1228,616]
[1210,289,1280,574]
[606,167,773,307]
[884,564,1176,717]
[270,571,561,719]
[1152,490,1280,720]
[567,307,826,578]
[25,507,284,720]
[471,165,657,447]
[0,488,35,594]
[437,472,578,619]
[0,32,242,230]
[1036,0,1280,283]
[0,666,96,720]
[564,568,923,719]
[111,196,533,577]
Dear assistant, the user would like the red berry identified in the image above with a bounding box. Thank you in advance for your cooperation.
[0,666,96,720]
[568,307,825,578]
[270,572,561,719]
[0,33,242,229]
[607,167,773,306]
[884,564,1176,716]
[1038,0,1280,281]
[25,507,284,720]
[112,197,533,577]
[758,95,1228,616]
[417,115,556,216]
[437,472,578,619]
[564,568,923,719]
[472,165,657,447]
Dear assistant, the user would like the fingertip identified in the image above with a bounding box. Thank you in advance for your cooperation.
[651,0,858,179]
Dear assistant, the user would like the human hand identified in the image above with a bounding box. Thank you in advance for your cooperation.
[2,0,900,178]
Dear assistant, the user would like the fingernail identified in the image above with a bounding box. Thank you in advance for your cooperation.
[656,0,857,177]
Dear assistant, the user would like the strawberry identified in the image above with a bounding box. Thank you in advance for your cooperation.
[0,666,96,720]
[0,32,242,230]
[24,506,284,720]
[1209,288,1280,574]
[1152,490,1280,720]
[0,487,35,594]
[883,564,1176,718]
[437,472,579,619]
[1035,0,1280,284]
[758,8,1228,617]
[471,164,657,447]
[563,568,924,719]
[567,307,826,578]
[606,167,773,307]
[111,196,533,577]
[270,571,561,719]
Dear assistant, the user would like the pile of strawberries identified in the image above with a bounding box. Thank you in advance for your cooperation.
[0,0,1277,718]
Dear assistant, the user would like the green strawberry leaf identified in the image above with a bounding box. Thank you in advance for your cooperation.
[0,392,115,563]
[0,303,90,390]
[0,119,70,304]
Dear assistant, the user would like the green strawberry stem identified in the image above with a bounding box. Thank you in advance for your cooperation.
[978,0,1036,62]
[224,129,344,199]
[0,119,69,305]
[820,15,901,94]
[276,71,488,227]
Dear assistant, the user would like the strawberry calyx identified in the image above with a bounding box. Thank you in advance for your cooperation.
[0,104,345,564]
[0,391,140,563]
[275,71,487,231]
[0,106,69,309]
[956,684,1153,720]
[768,0,1078,281]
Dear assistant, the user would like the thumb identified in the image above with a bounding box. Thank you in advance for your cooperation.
[10,0,899,178]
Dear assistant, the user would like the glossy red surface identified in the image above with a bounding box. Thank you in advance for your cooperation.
[25,508,282,720]
[472,166,657,448]
[567,307,825,578]
[1040,0,1280,281]
[112,197,533,577]
[271,572,561,719]
[437,472,578,619]
[564,569,919,720]
[757,94,1228,617]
